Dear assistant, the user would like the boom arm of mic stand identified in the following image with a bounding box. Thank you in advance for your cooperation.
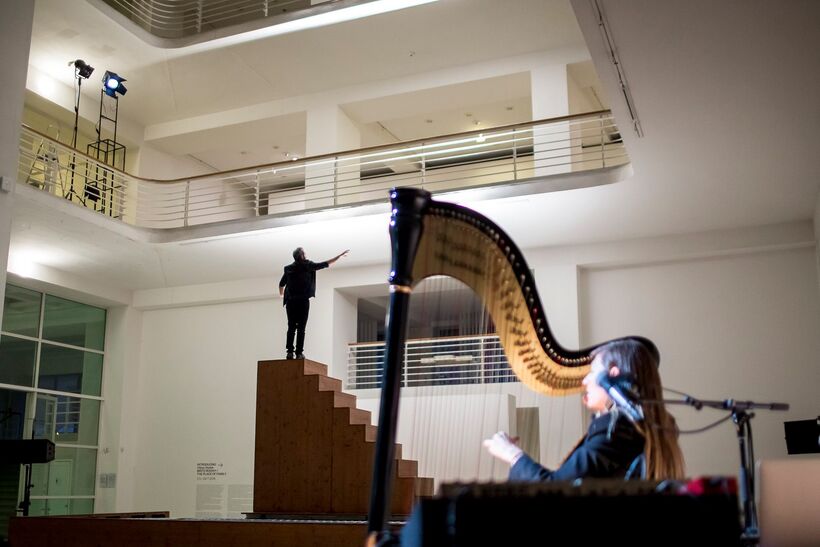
[650,397,790,413]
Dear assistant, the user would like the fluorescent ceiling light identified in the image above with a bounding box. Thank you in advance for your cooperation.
[183,0,439,53]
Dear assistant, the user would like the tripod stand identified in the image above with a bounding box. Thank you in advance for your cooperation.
[66,63,89,203]
[63,70,85,205]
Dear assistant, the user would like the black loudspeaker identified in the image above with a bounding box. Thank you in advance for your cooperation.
[784,418,820,454]
[0,439,56,464]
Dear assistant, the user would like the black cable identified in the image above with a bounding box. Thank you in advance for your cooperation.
[676,413,734,435]
[662,386,693,398]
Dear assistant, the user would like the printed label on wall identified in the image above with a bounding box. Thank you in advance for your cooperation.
[194,462,252,518]
[196,462,226,481]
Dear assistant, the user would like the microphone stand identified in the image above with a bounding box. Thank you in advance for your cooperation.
[646,395,789,545]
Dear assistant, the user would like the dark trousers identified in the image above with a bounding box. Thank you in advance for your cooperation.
[285,298,310,354]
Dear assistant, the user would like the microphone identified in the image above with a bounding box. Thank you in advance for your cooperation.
[596,371,644,422]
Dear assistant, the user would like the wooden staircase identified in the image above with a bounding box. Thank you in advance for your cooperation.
[253,358,433,516]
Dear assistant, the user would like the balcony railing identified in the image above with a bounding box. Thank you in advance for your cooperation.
[99,0,313,40]
[347,334,518,389]
[17,110,627,231]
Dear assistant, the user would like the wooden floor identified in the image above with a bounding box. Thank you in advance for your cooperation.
[9,516,369,547]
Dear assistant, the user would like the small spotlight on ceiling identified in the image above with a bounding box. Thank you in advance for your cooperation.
[102,71,127,97]
[70,59,94,79]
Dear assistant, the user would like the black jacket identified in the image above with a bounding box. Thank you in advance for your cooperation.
[509,412,644,482]
[279,260,328,305]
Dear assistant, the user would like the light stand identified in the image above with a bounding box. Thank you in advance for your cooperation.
[66,60,94,202]
[17,463,33,517]
[86,71,127,217]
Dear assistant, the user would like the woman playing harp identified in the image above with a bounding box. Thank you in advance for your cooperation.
[367,188,683,544]
[484,338,685,481]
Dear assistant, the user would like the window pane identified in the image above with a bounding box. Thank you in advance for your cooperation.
[0,335,37,387]
[0,388,28,439]
[42,295,106,351]
[38,343,103,396]
[2,285,41,337]
[28,498,94,516]
[33,394,99,446]
[30,447,97,497]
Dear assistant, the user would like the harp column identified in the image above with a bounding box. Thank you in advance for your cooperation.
[304,105,361,209]
[530,62,571,178]
[367,189,429,541]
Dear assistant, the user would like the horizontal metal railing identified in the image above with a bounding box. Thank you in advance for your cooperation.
[101,0,311,38]
[347,334,518,389]
[17,110,628,230]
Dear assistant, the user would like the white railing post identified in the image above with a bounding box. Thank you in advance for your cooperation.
[480,336,486,384]
[183,181,190,227]
[333,156,338,206]
[600,115,606,168]
[512,129,518,180]
[196,0,203,33]
[420,143,426,187]
[255,170,260,216]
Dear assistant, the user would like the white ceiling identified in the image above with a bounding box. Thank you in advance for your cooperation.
[10,0,820,295]
[27,0,585,170]
[28,0,584,124]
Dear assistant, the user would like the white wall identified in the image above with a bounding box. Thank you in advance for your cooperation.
[135,145,216,180]
[580,247,820,476]
[0,0,35,319]
[815,191,820,291]
[131,299,276,516]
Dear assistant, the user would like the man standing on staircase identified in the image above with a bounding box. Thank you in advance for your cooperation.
[279,247,348,359]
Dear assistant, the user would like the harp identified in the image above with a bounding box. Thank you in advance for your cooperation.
[366,187,650,543]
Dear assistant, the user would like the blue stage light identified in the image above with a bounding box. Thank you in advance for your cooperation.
[102,71,127,97]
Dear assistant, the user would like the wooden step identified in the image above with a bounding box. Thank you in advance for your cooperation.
[256,358,328,377]
[415,477,435,497]
[347,407,372,426]
[397,459,417,477]
[302,359,328,376]
[333,391,357,409]
[317,375,342,392]
[334,406,372,426]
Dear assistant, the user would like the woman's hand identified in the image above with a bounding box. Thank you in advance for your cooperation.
[483,431,524,466]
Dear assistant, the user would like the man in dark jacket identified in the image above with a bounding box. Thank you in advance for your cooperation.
[279,247,348,359]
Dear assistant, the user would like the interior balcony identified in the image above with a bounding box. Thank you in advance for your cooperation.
[16,109,630,243]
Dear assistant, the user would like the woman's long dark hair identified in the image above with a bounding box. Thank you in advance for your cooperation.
[591,339,685,480]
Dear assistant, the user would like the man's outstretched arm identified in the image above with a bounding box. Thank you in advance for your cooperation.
[325,249,349,266]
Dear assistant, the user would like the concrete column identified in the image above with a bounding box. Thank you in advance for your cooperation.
[0,0,35,319]
[529,64,570,178]
[303,105,361,209]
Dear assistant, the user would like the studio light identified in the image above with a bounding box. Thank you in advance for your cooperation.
[70,59,94,79]
[102,71,127,97]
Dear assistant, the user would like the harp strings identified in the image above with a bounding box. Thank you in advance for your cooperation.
[373,202,593,492]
